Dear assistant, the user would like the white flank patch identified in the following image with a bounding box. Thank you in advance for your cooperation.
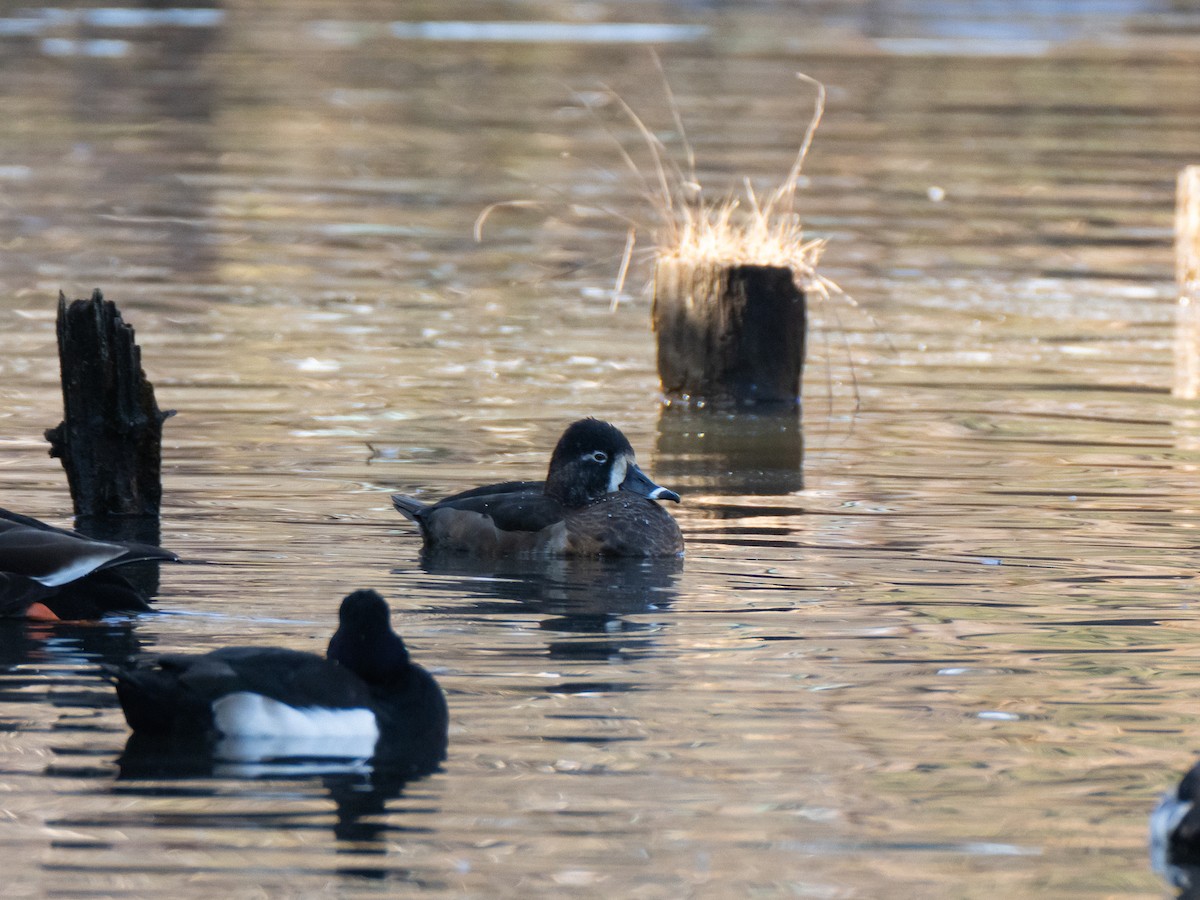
[213,692,379,752]
[607,455,629,493]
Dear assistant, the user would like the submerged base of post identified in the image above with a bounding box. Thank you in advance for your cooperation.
[652,259,806,408]
[44,289,172,520]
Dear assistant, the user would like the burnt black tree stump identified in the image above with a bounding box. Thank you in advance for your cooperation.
[652,260,807,408]
[44,290,173,522]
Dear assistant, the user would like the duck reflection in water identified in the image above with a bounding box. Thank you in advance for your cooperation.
[115,730,440,864]
[0,618,146,708]
[411,553,682,665]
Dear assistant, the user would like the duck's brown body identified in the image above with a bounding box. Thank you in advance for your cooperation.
[395,487,683,557]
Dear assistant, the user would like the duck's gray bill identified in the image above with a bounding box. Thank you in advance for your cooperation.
[620,464,681,503]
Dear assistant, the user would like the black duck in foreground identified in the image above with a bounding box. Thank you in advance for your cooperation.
[392,418,684,557]
[0,507,178,619]
[103,589,448,771]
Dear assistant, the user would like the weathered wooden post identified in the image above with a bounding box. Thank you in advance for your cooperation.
[44,290,173,532]
[645,82,820,490]
[1175,166,1200,399]
[653,260,806,407]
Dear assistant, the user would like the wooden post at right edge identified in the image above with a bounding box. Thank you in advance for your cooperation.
[1173,166,1200,398]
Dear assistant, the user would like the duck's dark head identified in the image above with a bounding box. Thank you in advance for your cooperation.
[327,589,410,684]
[544,418,680,509]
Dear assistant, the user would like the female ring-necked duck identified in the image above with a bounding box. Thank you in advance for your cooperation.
[392,418,684,557]
[0,507,178,620]
[103,589,448,767]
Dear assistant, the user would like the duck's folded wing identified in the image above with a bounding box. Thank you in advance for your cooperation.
[441,481,544,502]
[0,509,178,586]
[435,488,563,533]
[110,648,375,733]
[0,526,130,586]
[207,647,375,708]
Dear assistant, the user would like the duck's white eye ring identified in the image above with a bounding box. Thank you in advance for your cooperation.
[590,451,608,463]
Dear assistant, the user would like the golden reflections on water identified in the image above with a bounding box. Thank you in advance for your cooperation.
[2,2,1200,897]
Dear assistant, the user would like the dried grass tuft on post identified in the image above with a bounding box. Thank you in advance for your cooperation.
[640,73,833,408]
[476,67,839,409]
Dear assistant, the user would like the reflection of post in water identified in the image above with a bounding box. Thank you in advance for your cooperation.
[1174,166,1200,399]
[77,513,168,601]
[655,404,803,496]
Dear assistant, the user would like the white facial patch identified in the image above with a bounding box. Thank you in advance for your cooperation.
[607,454,629,493]
[212,691,380,753]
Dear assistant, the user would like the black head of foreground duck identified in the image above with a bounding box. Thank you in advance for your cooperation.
[392,418,684,558]
[102,589,448,772]
[0,507,179,620]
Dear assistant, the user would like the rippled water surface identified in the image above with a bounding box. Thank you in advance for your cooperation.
[3,2,1200,897]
